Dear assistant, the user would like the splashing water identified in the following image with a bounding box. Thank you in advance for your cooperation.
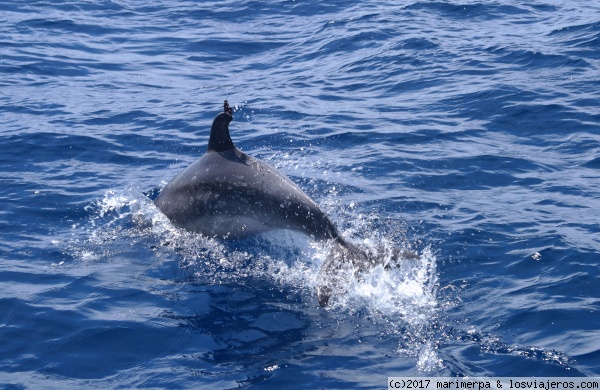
[66,184,446,370]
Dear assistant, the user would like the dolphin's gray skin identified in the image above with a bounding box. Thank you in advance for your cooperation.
[155,101,409,306]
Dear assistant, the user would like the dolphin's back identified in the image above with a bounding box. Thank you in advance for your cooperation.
[155,147,339,240]
[154,102,409,306]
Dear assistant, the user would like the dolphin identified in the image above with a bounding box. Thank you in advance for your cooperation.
[155,101,413,306]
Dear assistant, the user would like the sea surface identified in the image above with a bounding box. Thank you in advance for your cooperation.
[1,0,599,388]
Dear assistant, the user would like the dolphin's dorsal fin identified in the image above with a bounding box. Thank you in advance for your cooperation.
[207,100,234,152]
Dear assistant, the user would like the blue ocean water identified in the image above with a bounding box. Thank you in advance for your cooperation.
[1,0,599,387]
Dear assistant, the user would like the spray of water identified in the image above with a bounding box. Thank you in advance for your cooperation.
[66,183,445,371]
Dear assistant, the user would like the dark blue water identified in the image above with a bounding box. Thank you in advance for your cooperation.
[2,0,599,387]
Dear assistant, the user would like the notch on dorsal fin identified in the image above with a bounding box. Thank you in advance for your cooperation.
[207,100,234,152]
